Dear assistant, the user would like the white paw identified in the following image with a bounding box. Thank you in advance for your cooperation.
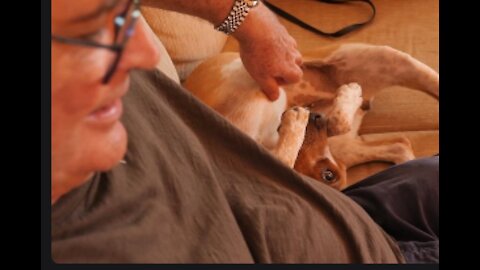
[336,83,363,111]
[328,83,364,136]
[279,106,310,134]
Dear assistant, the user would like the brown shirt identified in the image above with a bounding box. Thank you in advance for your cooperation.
[52,70,405,263]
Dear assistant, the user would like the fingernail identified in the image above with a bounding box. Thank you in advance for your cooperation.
[269,93,279,101]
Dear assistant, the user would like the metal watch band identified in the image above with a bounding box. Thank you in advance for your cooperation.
[214,0,260,35]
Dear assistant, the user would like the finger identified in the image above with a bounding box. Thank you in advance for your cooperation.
[295,55,303,66]
[259,77,280,101]
[291,38,298,49]
[294,50,303,66]
[278,64,303,85]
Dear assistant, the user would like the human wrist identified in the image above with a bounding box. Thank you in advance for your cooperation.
[213,0,261,36]
[231,2,274,43]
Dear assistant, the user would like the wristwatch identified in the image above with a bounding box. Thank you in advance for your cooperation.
[215,0,260,35]
[246,0,260,8]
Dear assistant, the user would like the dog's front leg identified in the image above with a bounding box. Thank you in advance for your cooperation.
[326,83,363,136]
[272,107,310,168]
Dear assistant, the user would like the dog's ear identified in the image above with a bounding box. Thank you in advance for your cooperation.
[302,61,337,79]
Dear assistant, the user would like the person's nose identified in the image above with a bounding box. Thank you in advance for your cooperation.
[118,16,160,72]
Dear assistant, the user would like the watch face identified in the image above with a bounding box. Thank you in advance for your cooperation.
[246,0,259,8]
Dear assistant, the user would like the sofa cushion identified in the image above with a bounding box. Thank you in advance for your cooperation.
[141,4,228,81]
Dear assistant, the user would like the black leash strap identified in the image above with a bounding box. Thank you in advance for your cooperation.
[262,0,376,38]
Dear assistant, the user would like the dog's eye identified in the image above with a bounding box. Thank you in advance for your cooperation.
[322,169,336,183]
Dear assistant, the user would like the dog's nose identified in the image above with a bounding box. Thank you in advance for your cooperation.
[309,112,326,129]
[361,99,371,111]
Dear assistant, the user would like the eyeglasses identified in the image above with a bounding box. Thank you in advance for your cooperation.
[52,0,141,84]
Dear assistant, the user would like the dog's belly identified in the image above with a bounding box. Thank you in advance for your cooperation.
[184,53,288,150]
[215,88,287,150]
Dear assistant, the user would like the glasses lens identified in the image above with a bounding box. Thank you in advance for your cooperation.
[103,0,140,84]
[113,1,140,45]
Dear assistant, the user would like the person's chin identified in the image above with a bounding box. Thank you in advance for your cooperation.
[90,121,128,172]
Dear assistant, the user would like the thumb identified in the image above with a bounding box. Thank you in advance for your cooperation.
[259,77,280,101]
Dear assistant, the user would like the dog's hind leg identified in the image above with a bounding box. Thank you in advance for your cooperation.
[272,107,310,168]
[305,43,439,100]
[329,135,415,169]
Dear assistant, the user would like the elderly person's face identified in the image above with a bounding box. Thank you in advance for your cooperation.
[52,0,159,203]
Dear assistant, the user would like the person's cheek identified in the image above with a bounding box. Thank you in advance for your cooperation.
[52,48,112,117]
[75,48,113,83]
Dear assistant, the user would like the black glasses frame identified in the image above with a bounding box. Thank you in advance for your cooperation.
[52,0,141,84]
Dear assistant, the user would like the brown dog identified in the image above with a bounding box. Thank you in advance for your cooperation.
[183,43,439,190]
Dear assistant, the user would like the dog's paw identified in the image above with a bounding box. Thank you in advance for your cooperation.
[328,83,363,136]
[388,137,416,164]
[336,83,363,113]
[279,106,310,135]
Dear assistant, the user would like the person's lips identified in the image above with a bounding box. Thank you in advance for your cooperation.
[86,99,123,126]
[85,79,129,126]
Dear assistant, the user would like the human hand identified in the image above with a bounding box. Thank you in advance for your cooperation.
[233,2,303,101]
